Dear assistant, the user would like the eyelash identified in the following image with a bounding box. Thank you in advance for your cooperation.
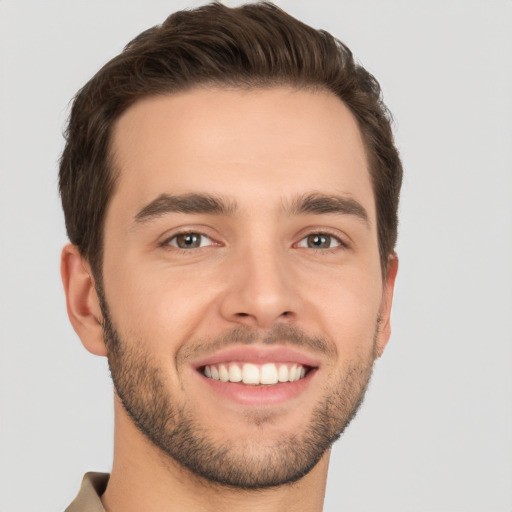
[160,232,217,252]
[159,230,348,254]
[295,232,348,253]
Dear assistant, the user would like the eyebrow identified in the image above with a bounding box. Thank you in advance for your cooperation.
[133,191,369,227]
[286,192,370,227]
[134,193,237,223]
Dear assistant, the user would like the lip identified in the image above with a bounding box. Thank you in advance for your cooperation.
[191,346,320,406]
[198,369,317,405]
[192,346,321,369]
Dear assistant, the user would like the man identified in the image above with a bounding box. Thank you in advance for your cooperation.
[59,2,402,511]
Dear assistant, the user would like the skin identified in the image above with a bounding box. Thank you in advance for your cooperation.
[61,87,398,512]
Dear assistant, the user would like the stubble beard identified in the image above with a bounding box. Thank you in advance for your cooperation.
[100,299,378,490]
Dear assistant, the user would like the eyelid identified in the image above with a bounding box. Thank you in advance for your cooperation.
[294,228,350,249]
[297,234,339,247]
[168,233,213,248]
[158,226,221,250]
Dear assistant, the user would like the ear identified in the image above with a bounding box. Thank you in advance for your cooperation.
[375,253,399,358]
[60,243,107,356]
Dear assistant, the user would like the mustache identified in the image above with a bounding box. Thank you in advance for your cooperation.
[177,323,337,365]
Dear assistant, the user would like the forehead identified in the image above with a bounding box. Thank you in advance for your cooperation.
[108,87,374,221]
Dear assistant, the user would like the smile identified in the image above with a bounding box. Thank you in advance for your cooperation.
[192,346,320,405]
[202,362,309,385]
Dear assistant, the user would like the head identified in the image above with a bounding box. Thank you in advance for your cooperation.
[60,2,402,490]
[60,1,401,282]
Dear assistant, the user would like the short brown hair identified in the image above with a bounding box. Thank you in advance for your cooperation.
[59,1,402,278]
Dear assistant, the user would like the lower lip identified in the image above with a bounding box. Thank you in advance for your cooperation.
[197,370,316,406]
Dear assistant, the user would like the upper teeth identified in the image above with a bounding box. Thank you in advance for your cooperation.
[203,363,307,385]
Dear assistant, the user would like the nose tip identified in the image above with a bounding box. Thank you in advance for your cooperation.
[232,309,295,329]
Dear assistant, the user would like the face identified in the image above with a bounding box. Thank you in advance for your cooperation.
[98,87,396,488]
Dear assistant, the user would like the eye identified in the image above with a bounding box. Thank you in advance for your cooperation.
[166,232,214,249]
[297,233,342,249]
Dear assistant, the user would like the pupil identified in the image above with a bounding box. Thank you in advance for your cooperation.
[179,233,200,248]
[309,235,329,248]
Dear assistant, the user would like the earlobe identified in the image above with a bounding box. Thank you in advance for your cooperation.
[60,244,107,356]
[375,253,399,358]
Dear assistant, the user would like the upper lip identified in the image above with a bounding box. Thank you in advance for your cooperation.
[192,346,321,370]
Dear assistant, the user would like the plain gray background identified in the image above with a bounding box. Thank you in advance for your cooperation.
[1,1,511,511]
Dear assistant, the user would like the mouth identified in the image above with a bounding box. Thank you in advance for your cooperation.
[201,362,310,385]
[192,346,319,405]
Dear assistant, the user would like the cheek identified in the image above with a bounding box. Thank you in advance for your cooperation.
[302,268,382,354]
[103,256,217,350]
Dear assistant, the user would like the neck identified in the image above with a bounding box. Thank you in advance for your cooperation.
[102,399,330,512]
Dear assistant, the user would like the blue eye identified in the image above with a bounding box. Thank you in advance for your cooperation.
[167,233,213,249]
[297,234,342,249]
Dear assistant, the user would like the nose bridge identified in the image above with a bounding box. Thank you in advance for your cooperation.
[220,235,298,327]
[247,242,288,303]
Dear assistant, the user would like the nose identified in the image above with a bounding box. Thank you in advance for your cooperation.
[218,244,301,329]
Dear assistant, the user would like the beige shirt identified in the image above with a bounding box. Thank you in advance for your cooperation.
[65,473,109,512]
